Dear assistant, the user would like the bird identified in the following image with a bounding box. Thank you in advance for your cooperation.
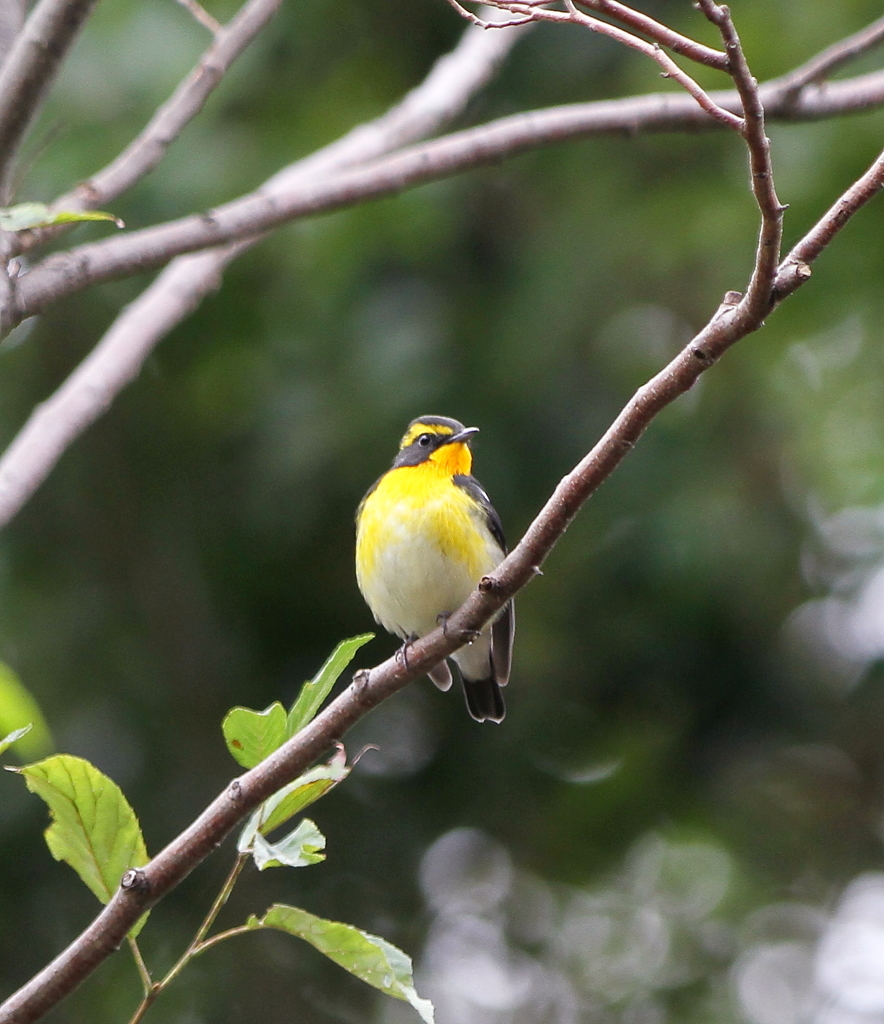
[355,415,514,723]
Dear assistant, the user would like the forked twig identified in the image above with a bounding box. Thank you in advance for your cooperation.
[696,0,784,319]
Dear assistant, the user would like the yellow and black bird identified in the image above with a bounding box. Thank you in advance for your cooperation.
[355,415,514,723]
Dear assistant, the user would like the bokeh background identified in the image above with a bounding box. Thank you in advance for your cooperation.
[2,0,884,1021]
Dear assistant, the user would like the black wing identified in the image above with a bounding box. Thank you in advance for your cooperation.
[452,474,507,553]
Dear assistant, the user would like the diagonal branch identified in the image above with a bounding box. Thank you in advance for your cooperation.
[573,0,728,69]
[4,128,884,1024]
[0,0,100,202]
[1,16,884,525]
[772,13,884,98]
[775,143,884,297]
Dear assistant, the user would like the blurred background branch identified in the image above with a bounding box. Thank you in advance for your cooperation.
[0,0,99,201]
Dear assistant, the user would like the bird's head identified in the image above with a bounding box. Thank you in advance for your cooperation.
[393,415,479,474]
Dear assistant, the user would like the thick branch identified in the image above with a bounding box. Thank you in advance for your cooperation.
[0,0,100,201]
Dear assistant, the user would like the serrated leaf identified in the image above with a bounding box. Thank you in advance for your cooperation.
[223,702,287,768]
[238,747,350,849]
[0,725,32,756]
[0,662,52,759]
[287,634,374,737]
[16,754,149,937]
[249,818,326,870]
[250,904,434,1023]
[0,202,123,231]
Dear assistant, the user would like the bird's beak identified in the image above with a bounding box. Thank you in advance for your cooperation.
[446,426,479,445]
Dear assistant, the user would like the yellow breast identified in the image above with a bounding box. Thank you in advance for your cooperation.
[356,464,502,640]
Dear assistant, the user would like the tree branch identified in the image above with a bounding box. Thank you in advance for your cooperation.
[8,57,884,337]
[574,0,728,69]
[772,13,884,98]
[4,133,884,1021]
[698,1,784,321]
[0,0,100,202]
[0,55,881,516]
[776,143,884,297]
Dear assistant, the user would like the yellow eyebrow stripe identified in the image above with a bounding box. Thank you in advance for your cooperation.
[400,422,454,449]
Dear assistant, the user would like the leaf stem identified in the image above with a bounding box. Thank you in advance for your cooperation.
[126,852,249,1024]
[126,936,153,997]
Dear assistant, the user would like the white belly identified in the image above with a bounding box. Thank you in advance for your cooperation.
[357,492,502,643]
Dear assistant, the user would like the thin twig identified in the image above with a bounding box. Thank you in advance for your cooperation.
[0,0,100,201]
[698,0,784,320]
[776,143,884,296]
[773,14,884,99]
[561,0,741,130]
[443,0,533,30]
[125,937,152,998]
[126,852,249,1024]
[466,0,741,130]
[188,923,255,956]
[174,0,221,35]
[569,0,729,69]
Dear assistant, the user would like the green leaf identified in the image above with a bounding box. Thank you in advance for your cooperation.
[0,662,53,759]
[238,746,349,848]
[249,818,326,871]
[248,904,434,1023]
[287,633,374,737]
[222,636,373,769]
[15,754,150,937]
[0,725,32,756]
[223,702,287,769]
[0,202,123,231]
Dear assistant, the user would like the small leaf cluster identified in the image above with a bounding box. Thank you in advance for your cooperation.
[2,634,434,1024]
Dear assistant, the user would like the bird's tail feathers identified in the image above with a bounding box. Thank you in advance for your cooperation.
[461,675,505,724]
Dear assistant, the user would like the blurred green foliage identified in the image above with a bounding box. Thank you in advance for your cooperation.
[2,0,884,1021]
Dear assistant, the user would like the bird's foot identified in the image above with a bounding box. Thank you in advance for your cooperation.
[396,636,417,670]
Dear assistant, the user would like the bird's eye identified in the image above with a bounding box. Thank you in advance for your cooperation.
[417,433,433,447]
